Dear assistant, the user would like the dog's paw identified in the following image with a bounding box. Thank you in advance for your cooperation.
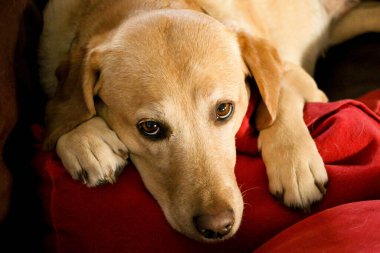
[259,124,328,210]
[56,117,128,187]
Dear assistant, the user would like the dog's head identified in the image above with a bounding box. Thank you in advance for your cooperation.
[44,9,282,242]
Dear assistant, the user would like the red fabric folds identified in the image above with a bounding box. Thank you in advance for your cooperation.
[32,89,380,253]
[253,200,380,253]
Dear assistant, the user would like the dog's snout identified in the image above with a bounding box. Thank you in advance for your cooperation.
[193,210,234,240]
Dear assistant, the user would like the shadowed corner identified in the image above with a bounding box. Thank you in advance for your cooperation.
[315,33,380,101]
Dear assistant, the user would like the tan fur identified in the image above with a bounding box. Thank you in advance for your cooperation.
[39,0,380,242]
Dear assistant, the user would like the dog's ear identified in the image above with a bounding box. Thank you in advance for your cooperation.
[236,31,283,130]
[43,47,102,150]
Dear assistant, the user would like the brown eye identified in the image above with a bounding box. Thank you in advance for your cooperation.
[137,119,161,137]
[216,102,234,120]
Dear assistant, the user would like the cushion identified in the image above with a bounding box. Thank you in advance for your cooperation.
[32,89,380,253]
[253,200,380,253]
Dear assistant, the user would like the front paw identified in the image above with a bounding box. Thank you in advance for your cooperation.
[259,126,328,210]
[56,117,128,187]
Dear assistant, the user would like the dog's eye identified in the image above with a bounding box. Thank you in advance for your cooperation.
[216,102,234,121]
[137,119,165,139]
[138,120,160,135]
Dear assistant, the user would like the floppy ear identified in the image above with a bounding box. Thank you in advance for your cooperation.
[43,47,102,150]
[236,31,283,130]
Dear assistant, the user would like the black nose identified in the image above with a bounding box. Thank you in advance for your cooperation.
[193,210,234,239]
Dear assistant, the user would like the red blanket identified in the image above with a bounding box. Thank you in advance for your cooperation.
[32,90,380,253]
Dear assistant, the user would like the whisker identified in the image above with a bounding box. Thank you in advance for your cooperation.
[238,183,245,191]
[243,202,253,208]
[241,186,262,196]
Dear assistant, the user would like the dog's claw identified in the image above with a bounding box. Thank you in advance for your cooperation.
[315,181,327,195]
[94,166,126,186]
[285,201,311,213]
[77,170,88,184]
[96,178,111,186]
[273,191,284,202]
[114,166,124,178]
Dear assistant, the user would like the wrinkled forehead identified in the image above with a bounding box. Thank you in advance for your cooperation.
[101,9,245,95]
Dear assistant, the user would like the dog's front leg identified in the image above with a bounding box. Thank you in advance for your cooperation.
[56,117,129,187]
[257,63,328,210]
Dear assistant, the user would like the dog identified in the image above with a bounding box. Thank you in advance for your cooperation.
[38,0,380,242]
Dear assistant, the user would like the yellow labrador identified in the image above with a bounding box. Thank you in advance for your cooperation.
[38,0,380,242]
